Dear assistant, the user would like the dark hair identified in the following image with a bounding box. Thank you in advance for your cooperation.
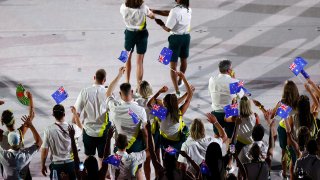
[205,142,224,179]
[163,151,178,179]
[298,126,311,151]
[249,143,262,160]
[307,140,318,155]
[125,0,144,8]
[297,95,313,129]
[281,80,299,110]
[226,173,237,180]
[1,110,14,127]
[53,104,65,121]
[178,0,189,8]
[120,83,132,97]
[163,94,179,123]
[252,124,265,141]
[116,134,128,150]
[95,69,106,84]
[219,60,232,73]
[84,156,99,179]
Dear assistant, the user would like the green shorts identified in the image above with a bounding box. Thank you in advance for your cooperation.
[211,111,235,138]
[168,34,191,62]
[126,131,146,153]
[124,29,149,54]
[277,125,287,149]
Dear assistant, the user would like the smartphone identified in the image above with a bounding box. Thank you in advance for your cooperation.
[230,144,235,154]
[79,162,84,171]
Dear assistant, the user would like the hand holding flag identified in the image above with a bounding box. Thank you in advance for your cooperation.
[51,86,68,104]
[158,47,172,66]
[118,50,129,63]
[289,57,310,79]
[276,103,292,119]
[224,103,239,117]
[103,154,122,167]
[150,104,167,120]
[164,146,178,155]
[200,160,211,175]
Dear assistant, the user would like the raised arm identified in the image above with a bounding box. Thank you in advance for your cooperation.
[68,125,81,179]
[305,83,319,111]
[146,120,165,174]
[19,92,35,136]
[100,126,115,179]
[266,120,276,167]
[21,115,42,148]
[150,9,170,16]
[178,85,195,104]
[71,106,83,129]
[307,78,320,98]
[106,67,126,97]
[147,86,168,109]
[252,99,267,114]
[206,113,227,142]
[177,72,193,115]
[179,151,202,180]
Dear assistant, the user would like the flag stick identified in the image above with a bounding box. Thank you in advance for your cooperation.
[297,75,304,84]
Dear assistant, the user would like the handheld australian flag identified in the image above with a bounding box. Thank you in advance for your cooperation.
[276,103,292,119]
[200,160,211,175]
[158,47,172,65]
[229,81,251,96]
[224,103,239,117]
[150,104,168,121]
[51,86,68,104]
[118,50,129,63]
[128,108,140,125]
[104,154,122,167]
[289,57,308,76]
[164,146,178,156]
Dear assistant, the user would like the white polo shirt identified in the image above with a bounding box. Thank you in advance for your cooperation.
[0,144,39,180]
[74,84,108,137]
[208,74,240,112]
[120,3,152,30]
[41,121,72,162]
[107,96,147,141]
[166,5,192,34]
[110,150,146,179]
[177,136,222,173]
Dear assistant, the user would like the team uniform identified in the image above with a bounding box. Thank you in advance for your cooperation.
[166,5,192,62]
[42,121,76,180]
[74,84,109,158]
[208,74,243,138]
[107,96,147,153]
[120,3,152,54]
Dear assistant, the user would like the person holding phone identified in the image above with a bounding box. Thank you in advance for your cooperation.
[152,0,192,96]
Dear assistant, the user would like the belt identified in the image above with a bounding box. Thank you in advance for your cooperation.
[126,28,145,32]
[52,159,74,165]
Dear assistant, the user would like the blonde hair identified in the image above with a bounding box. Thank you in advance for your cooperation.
[190,119,205,140]
[139,81,153,99]
[240,96,253,118]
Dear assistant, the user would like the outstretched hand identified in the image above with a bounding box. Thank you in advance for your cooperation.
[159,86,168,93]
[206,113,217,124]
[252,99,262,107]
[118,67,126,76]
[21,115,33,128]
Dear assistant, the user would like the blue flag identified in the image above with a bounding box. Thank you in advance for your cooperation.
[164,146,178,156]
[289,57,308,76]
[103,154,122,167]
[200,161,211,175]
[150,104,167,121]
[276,103,292,119]
[128,108,140,125]
[229,81,243,94]
[224,103,239,117]
[51,86,68,104]
[300,69,310,79]
[158,47,172,65]
[118,51,129,63]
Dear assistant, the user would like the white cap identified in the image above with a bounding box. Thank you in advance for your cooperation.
[7,131,20,146]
